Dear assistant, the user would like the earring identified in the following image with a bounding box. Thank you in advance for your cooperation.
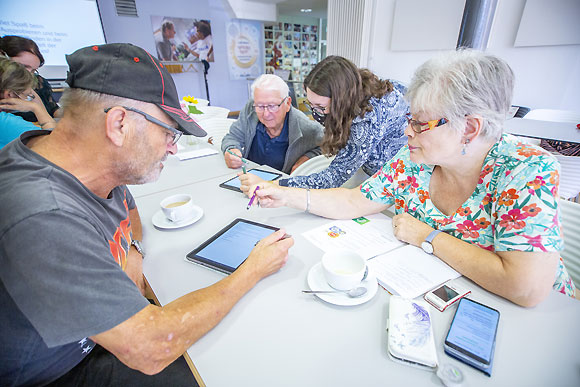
[461,139,470,155]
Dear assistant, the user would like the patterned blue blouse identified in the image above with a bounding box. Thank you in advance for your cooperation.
[278,81,409,189]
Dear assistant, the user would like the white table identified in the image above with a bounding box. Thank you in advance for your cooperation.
[128,143,257,199]
[505,118,580,143]
[137,174,580,387]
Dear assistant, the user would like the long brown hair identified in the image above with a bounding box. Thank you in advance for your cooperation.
[304,56,393,155]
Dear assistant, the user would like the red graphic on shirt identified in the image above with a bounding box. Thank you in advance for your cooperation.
[107,192,132,270]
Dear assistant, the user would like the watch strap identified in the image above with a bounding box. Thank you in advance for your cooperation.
[425,229,442,244]
[131,239,145,258]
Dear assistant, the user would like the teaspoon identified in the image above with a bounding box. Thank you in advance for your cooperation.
[302,286,368,298]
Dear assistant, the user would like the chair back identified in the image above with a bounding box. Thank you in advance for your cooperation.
[523,109,580,123]
[555,154,580,200]
[341,168,370,189]
[290,154,335,177]
[198,118,236,147]
[560,199,580,289]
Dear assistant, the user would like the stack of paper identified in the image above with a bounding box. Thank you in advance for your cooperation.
[368,245,460,299]
[302,213,460,299]
[176,147,219,161]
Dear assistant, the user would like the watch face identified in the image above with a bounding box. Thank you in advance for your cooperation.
[421,241,434,254]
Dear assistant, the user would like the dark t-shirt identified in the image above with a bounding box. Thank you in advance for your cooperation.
[0,131,150,386]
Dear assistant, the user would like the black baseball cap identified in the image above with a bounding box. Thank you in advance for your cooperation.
[65,43,206,137]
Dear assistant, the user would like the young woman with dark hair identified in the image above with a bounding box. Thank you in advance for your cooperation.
[0,35,60,122]
[240,55,409,190]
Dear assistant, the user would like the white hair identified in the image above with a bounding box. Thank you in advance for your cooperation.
[406,49,514,141]
[59,88,151,119]
[250,74,289,100]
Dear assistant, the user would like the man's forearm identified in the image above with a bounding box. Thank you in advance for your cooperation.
[91,261,260,374]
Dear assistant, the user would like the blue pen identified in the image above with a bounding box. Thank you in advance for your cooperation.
[247,186,260,210]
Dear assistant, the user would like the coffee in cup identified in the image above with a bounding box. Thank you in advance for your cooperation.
[160,194,194,222]
[321,250,366,291]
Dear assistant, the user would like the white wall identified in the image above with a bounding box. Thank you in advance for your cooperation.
[97,0,260,111]
[366,0,580,111]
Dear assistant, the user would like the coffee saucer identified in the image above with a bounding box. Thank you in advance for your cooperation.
[152,205,203,230]
[306,262,378,306]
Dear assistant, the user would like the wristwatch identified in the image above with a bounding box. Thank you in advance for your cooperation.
[131,239,145,259]
[421,230,442,255]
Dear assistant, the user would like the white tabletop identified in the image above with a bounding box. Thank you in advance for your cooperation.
[128,143,256,199]
[137,174,580,387]
[504,118,580,143]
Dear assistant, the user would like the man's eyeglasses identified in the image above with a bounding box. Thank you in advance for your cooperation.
[253,96,288,113]
[405,113,448,134]
[104,106,182,145]
[13,91,35,101]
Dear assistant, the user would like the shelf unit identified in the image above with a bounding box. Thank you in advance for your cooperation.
[264,22,319,99]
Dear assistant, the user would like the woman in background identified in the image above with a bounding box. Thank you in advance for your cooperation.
[0,58,55,148]
[240,55,409,190]
[0,35,60,121]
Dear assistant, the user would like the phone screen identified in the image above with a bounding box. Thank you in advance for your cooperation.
[445,298,500,365]
[432,285,459,302]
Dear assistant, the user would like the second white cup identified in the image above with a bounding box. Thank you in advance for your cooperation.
[321,250,366,291]
[160,194,194,222]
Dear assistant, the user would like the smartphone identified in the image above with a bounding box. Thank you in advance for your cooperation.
[444,298,500,376]
[424,282,470,312]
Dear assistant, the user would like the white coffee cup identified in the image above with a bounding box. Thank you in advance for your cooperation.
[321,250,366,291]
[160,194,194,222]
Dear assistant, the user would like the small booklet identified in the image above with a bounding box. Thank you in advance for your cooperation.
[387,296,438,371]
[368,245,460,299]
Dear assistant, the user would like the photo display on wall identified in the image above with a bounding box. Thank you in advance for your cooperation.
[264,22,319,99]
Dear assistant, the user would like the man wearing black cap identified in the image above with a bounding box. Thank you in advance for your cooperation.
[0,43,293,386]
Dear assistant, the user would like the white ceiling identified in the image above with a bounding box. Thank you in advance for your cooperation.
[252,0,328,19]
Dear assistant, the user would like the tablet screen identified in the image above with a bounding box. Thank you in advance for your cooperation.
[220,169,282,192]
[186,219,279,274]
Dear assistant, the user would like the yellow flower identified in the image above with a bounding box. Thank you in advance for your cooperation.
[183,96,198,104]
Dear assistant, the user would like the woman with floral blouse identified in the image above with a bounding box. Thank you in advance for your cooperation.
[251,49,575,307]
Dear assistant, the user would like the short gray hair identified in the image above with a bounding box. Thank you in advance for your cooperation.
[59,88,150,118]
[251,74,289,100]
[406,49,514,141]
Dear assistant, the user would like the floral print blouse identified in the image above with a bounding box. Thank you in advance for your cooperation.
[361,134,575,297]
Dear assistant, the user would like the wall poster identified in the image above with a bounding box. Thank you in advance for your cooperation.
[226,19,262,80]
[151,15,214,62]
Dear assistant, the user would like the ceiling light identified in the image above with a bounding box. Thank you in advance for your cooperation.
[300,8,312,13]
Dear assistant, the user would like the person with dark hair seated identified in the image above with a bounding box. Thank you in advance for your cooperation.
[0,35,60,121]
[239,55,409,190]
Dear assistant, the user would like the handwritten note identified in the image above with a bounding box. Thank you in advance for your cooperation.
[368,245,460,299]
